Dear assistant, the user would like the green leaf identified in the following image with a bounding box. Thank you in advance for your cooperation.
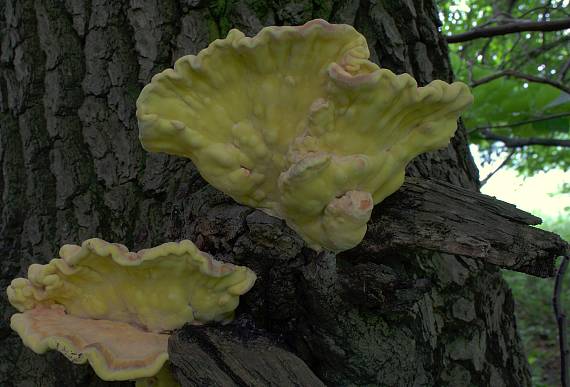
[443,0,570,176]
[532,117,569,133]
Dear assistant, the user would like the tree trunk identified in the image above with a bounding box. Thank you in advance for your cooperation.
[0,0,533,386]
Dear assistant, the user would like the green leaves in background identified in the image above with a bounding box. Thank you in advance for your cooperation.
[440,2,570,384]
[503,210,570,386]
[440,0,570,175]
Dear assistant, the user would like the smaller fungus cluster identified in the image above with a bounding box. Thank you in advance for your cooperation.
[7,239,256,385]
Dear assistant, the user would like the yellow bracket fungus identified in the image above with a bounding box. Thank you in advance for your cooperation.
[7,238,256,384]
[136,19,473,252]
[11,305,171,382]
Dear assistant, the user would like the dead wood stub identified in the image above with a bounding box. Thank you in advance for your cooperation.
[345,177,568,278]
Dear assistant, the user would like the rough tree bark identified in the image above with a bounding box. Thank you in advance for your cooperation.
[0,0,553,386]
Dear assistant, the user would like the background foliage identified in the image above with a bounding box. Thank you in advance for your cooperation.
[439,1,569,385]
[438,0,570,175]
[503,215,570,386]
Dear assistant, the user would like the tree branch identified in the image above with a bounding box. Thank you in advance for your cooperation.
[480,129,570,148]
[471,69,570,94]
[446,18,570,43]
[480,150,515,187]
[554,255,570,387]
[470,112,570,132]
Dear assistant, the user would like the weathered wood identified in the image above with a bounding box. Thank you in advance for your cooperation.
[346,177,569,277]
[169,321,326,387]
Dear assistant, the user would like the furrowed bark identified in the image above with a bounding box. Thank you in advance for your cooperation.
[0,0,539,386]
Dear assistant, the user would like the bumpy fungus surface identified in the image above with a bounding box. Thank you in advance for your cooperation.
[8,238,256,330]
[137,19,473,252]
[7,238,256,382]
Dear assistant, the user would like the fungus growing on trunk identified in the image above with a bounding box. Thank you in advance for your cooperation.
[11,306,172,384]
[136,19,473,252]
[7,239,256,385]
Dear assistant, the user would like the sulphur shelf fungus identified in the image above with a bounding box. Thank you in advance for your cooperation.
[7,238,256,385]
[137,19,473,252]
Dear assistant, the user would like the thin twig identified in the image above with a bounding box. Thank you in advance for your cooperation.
[446,18,570,43]
[510,36,570,69]
[476,0,516,62]
[518,5,550,18]
[478,36,495,65]
[554,255,570,387]
[529,36,570,57]
[471,69,570,94]
[466,59,475,84]
[479,150,515,187]
[498,34,523,70]
[559,58,570,82]
[470,112,570,132]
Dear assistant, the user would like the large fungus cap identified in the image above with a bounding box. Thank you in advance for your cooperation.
[7,239,256,383]
[137,19,473,252]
